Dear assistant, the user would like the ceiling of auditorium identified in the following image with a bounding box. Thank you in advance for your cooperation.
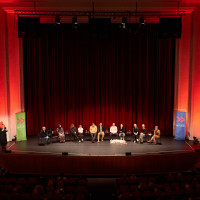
[0,0,200,12]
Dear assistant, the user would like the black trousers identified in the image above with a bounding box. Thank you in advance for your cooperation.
[78,134,84,141]
[71,133,78,141]
[133,134,139,142]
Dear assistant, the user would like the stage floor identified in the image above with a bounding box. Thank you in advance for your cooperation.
[7,136,197,156]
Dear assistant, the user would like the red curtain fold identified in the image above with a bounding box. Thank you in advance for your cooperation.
[23,24,175,135]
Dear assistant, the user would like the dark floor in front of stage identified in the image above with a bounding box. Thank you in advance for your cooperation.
[7,136,197,155]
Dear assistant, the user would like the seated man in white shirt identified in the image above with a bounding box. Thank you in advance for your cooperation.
[78,125,84,142]
[110,123,118,140]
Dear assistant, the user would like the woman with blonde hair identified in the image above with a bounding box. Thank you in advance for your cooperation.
[139,124,146,143]
[0,124,8,152]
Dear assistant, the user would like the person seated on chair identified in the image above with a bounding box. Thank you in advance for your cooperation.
[147,125,160,144]
[70,124,78,142]
[0,124,8,152]
[139,124,146,143]
[97,123,105,142]
[133,124,139,143]
[78,125,84,142]
[57,124,65,143]
[90,123,97,143]
[39,126,49,145]
[110,123,118,140]
[119,124,125,140]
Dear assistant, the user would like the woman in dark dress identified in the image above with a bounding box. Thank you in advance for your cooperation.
[0,124,8,152]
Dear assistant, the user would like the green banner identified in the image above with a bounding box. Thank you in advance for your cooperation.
[16,112,27,141]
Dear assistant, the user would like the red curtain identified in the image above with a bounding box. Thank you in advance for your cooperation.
[23,24,175,135]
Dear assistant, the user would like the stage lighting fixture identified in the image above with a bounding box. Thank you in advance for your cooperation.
[62,152,68,155]
[72,17,79,28]
[125,152,131,156]
[55,17,61,25]
[120,17,127,29]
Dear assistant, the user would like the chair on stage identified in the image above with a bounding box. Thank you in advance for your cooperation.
[110,132,119,140]
[104,130,110,140]
[65,130,73,142]
[38,134,46,145]
[125,131,132,141]
[51,130,59,143]
[156,135,162,145]
[84,130,90,141]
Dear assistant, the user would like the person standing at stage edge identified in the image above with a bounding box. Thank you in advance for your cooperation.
[0,124,8,152]
[89,123,97,143]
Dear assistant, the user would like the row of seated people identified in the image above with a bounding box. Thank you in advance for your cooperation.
[0,175,88,200]
[39,123,161,144]
[116,171,200,200]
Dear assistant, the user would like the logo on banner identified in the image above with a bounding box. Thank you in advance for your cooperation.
[175,111,186,140]
[16,112,27,141]
[17,118,25,124]
[176,116,185,123]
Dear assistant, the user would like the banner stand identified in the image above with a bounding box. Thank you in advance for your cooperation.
[175,111,186,140]
[15,112,27,141]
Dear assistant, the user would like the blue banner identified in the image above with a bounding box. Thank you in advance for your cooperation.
[175,111,186,140]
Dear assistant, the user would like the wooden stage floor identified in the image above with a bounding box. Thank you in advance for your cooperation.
[6,136,196,156]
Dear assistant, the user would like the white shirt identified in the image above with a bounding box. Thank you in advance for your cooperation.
[110,126,117,134]
[78,127,83,134]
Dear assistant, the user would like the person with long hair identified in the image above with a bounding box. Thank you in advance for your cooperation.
[0,124,8,152]
[57,124,65,143]
[147,125,161,144]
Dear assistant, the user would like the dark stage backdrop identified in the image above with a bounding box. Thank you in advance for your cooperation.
[23,24,175,135]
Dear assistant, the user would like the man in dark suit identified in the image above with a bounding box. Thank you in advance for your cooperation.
[97,123,105,142]
[39,126,49,145]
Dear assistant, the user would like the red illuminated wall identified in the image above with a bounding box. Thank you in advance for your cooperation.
[174,7,200,139]
[1,5,200,140]
[0,9,24,141]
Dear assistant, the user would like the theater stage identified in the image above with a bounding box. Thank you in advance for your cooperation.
[0,136,200,176]
[6,136,196,155]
